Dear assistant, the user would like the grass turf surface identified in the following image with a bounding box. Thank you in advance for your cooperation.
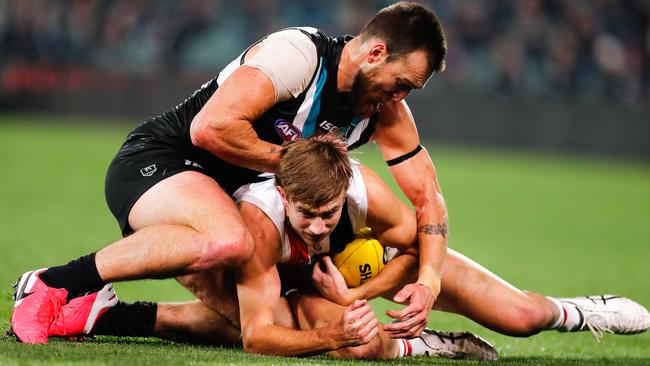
[0,114,649,365]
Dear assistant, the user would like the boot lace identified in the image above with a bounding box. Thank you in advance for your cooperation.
[584,313,613,342]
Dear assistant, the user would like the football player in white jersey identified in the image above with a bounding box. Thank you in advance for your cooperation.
[148,134,497,360]
[152,135,648,360]
[44,135,648,360]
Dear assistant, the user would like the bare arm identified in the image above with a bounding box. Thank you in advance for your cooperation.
[361,164,417,251]
[237,203,378,356]
[190,65,282,173]
[373,100,448,337]
[313,250,418,306]
[312,164,419,305]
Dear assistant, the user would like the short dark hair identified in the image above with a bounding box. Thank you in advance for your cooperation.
[358,1,447,74]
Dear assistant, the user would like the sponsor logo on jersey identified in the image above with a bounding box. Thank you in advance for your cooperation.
[275,119,301,141]
[140,164,157,177]
[319,120,352,141]
[319,120,338,132]
[184,159,204,170]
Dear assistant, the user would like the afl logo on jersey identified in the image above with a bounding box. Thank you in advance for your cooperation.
[274,119,301,141]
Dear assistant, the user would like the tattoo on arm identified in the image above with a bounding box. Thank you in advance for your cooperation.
[418,223,448,239]
[269,146,280,154]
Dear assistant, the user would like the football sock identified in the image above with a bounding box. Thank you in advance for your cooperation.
[40,253,106,301]
[92,301,158,337]
[547,296,584,331]
[396,337,427,357]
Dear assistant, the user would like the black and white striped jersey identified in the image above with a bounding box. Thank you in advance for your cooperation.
[123,27,377,194]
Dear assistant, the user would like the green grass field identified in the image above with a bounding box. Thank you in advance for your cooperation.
[1,114,649,365]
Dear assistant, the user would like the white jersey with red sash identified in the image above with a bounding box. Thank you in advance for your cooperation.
[233,163,367,264]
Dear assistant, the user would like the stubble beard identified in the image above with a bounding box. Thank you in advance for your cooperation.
[350,69,382,118]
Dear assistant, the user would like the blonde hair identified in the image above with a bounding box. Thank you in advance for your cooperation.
[276,134,352,208]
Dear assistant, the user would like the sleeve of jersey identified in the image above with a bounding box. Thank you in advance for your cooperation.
[232,177,285,235]
[345,163,368,233]
[243,29,318,103]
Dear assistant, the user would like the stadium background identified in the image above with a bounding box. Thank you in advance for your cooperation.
[1,1,649,365]
[2,0,649,156]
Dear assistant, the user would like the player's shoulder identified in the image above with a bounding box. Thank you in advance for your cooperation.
[377,100,413,125]
[373,100,418,145]
[263,27,317,50]
[234,175,285,232]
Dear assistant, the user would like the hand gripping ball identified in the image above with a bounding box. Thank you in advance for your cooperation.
[332,228,385,287]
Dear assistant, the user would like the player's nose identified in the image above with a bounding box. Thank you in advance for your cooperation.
[309,218,326,235]
[390,90,410,102]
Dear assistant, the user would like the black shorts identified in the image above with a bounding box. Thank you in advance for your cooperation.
[105,127,259,236]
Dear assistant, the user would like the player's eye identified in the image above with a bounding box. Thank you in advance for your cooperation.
[322,212,335,219]
[301,211,316,219]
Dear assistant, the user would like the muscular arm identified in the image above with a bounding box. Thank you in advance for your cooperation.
[190,31,317,173]
[190,65,282,173]
[373,100,448,298]
[237,203,375,356]
[369,100,448,337]
[361,165,417,251]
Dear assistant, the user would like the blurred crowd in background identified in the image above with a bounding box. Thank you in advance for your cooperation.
[1,0,649,105]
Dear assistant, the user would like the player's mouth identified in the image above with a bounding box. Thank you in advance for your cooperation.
[306,234,326,243]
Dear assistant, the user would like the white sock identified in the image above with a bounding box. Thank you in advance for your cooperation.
[396,337,428,357]
[396,338,408,357]
[547,296,565,329]
[547,296,584,331]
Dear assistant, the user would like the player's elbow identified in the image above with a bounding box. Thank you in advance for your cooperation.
[190,116,214,149]
[190,113,230,152]
[241,337,259,354]
[241,324,266,355]
[241,333,274,356]
[240,325,256,353]
[395,218,418,250]
[381,215,417,252]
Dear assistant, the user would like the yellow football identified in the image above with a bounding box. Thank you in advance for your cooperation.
[332,228,385,288]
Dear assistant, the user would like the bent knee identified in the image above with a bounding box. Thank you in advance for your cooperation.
[502,305,549,337]
[192,229,254,270]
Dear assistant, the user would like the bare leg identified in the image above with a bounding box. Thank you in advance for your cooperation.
[291,293,399,360]
[154,294,296,345]
[435,248,559,336]
[155,300,241,345]
[96,171,254,281]
[175,269,240,328]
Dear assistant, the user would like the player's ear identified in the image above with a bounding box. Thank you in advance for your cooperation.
[277,186,288,206]
[366,40,388,65]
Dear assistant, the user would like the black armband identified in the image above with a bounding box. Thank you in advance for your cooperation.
[386,145,423,166]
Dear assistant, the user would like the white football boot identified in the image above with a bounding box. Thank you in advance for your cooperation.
[558,295,650,341]
[417,329,499,361]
